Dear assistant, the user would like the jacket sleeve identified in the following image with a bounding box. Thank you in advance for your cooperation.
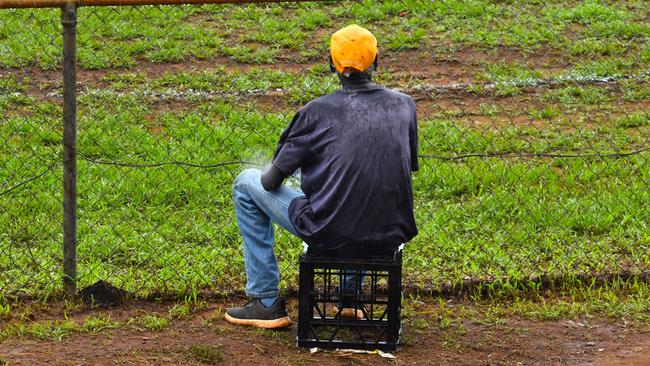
[260,163,286,191]
[272,109,313,176]
[409,101,419,172]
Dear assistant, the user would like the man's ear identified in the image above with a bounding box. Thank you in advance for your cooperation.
[329,55,336,73]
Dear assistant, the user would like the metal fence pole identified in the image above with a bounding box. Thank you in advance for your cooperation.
[61,1,77,298]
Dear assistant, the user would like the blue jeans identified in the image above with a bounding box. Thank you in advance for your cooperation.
[232,168,303,298]
[232,168,362,299]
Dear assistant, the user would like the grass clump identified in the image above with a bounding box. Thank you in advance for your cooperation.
[543,85,610,107]
[136,314,170,331]
[493,83,522,97]
[563,58,636,79]
[81,315,121,334]
[568,38,628,56]
[442,278,650,326]
[529,106,559,119]
[187,343,224,364]
[0,320,79,341]
[622,81,650,101]
[385,28,426,51]
[555,1,631,25]
[507,279,650,325]
[478,62,543,96]
[0,74,30,93]
[616,112,649,128]
[169,303,192,320]
[0,303,11,321]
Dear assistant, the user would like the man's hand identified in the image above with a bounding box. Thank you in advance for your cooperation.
[260,163,286,191]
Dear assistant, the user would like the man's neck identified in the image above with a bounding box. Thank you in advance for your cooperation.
[338,72,372,87]
[338,72,381,93]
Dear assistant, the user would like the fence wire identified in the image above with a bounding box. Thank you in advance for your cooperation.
[1,0,649,299]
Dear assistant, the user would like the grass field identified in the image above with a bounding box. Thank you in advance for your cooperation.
[0,0,649,300]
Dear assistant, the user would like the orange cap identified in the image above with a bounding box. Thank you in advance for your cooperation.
[330,25,377,74]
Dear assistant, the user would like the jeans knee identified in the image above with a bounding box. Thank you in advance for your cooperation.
[233,168,261,192]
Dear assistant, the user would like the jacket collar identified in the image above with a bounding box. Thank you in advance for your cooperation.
[339,74,384,93]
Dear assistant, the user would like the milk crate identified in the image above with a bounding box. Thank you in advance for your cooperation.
[297,245,403,351]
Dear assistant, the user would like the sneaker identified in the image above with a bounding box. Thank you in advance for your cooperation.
[224,297,292,329]
[333,306,365,320]
[334,287,365,320]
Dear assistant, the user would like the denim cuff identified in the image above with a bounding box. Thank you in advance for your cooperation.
[246,290,279,298]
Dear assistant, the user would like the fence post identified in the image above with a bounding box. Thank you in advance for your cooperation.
[61,1,77,298]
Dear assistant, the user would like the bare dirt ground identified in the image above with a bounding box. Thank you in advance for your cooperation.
[1,298,649,366]
[5,46,577,101]
[9,45,644,129]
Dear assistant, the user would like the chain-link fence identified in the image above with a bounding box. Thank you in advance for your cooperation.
[1,0,648,300]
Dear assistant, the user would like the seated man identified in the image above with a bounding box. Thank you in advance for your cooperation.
[225,25,418,329]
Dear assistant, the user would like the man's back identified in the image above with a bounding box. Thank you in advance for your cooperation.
[273,79,419,253]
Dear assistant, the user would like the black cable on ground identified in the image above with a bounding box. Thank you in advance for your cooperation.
[0,160,59,196]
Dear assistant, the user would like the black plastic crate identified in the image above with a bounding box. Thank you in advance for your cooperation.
[296,245,402,352]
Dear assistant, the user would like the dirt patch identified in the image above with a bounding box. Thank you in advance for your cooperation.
[1,45,586,94]
[2,45,647,129]
[594,340,650,366]
[251,92,291,113]
[0,298,649,366]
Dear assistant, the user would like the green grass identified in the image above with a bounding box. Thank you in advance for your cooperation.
[1,75,647,297]
[543,85,611,107]
[400,279,650,334]
[528,106,560,119]
[187,344,225,364]
[133,314,170,331]
[80,314,121,334]
[0,310,173,341]
[0,303,10,321]
[484,277,650,325]
[0,0,649,300]
[0,1,648,68]
[617,112,650,128]
[0,320,79,341]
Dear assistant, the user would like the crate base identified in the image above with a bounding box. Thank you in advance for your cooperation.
[296,245,403,352]
[297,340,399,352]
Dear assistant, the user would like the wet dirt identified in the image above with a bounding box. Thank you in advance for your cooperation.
[2,45,588,97]
[0,298,648,366]
[4,45,645,129]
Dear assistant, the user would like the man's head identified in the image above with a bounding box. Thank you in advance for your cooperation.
[330,25,378,78]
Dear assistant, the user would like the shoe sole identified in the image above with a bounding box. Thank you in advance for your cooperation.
[333,306,365,320]
[224,313,292,329]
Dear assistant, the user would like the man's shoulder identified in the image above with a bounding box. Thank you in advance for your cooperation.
[304,95,327,106]
[295,93,340,117]
[304,86,415,109]
[384,88,416,106]
[355,85,416,107]
[303,91,343,108]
